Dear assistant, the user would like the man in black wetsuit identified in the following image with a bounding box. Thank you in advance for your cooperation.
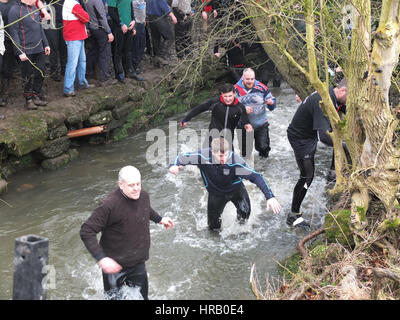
[286,80,347,227]
[181,83,253,150]
[169,137,281,230]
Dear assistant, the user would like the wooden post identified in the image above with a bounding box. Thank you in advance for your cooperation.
[12,235,49,300]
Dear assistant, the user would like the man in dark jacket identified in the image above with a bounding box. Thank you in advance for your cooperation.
[8,0,50,109]
[181,83,253,150]
[146,0,177,66]
[169,137,281,230]
[80,165,174,300]
[84,0,115,86]
[286,80,347,228]
[42,0,67,82]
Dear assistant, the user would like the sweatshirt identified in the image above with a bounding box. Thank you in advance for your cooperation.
[62,0,89,41]
[171,148,275,199]
[182,95,250,139]
[83,0,111,33]
[8,0,49,55]
[80,188,162,268]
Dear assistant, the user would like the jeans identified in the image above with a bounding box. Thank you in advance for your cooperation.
[64,40,88,93]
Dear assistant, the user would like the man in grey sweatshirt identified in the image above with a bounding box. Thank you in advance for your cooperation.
[84,0,115,85]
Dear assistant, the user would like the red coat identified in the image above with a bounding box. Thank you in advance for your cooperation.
[62,0,89,41]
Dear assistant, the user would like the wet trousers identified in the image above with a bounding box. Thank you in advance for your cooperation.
[207,184,251,230]
[102,262,148,300]
[240,122,271,158]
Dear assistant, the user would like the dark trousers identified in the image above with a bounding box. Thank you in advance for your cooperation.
[87,28,112,81]
[121,31,134,74]
[21,52,46,99]
[147,14,174,58]
[291,157,315,213]
[131,23,146,69]
[240,122,271,158]
[207,184,251,230]
[44,28,67,73]
[102,262,148,300]
[174,12,192,58]
[110,20,124,76]
[2,40,17,80]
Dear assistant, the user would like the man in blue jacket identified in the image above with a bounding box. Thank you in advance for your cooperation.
[235,68,277,158]
[8,0,51,109]
[146,0,177,66]
[169,137,281,230]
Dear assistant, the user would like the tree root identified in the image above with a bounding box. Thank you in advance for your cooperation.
[371,267,400,299]
[297,228,326,272]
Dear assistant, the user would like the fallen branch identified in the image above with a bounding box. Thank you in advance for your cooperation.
[371,267,400,299]
[297,228,326,272]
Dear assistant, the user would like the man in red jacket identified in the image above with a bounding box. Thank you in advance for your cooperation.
[62,0,94,96]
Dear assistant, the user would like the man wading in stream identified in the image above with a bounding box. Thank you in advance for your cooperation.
[180,83,253,150]
[169,137,281,230]
[80,165,174,300]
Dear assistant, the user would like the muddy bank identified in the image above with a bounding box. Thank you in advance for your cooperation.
[0,55,227,192]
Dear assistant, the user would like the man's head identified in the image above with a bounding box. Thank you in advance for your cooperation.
[21,0,36,5]
[118,166,141,200]
[220,83,236,105]
[334,78,348,105]
[211,137,231,164]
[241,68,256,89]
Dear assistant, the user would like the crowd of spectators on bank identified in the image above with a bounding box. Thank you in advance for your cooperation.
[0,0,282,118]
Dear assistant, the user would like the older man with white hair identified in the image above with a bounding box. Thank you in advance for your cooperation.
[80,165,174,300]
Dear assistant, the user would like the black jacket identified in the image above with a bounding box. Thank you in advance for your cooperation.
[8,0,49,56]
[80,189,162,268]
[182,95,250,138]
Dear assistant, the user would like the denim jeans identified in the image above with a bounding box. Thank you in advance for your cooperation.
[64,40,88,93]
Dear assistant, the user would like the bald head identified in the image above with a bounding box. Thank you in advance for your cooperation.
[242,68,256,89]
[118,166,142,199]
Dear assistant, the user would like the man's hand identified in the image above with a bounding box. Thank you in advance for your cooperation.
[213,10,218,19]
[128,20,135,30]
[160,217,174,229]
[245,106,253,114]
[170,13,178,25]
[201,11,208,21]
[19,53,27,61]
[265,98,274,106]
[244,124,253,132]
[180,120,187,128]
[44,46,51,55]
[108,33,114,43]
[169,165,182,175]
[266,197,281,214]
[98,257,122,274]
[121,24,128,33]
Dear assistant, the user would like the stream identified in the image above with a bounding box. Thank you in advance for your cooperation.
[0,83,332,299]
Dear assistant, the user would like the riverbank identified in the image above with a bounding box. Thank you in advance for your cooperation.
[0,54,227,193]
